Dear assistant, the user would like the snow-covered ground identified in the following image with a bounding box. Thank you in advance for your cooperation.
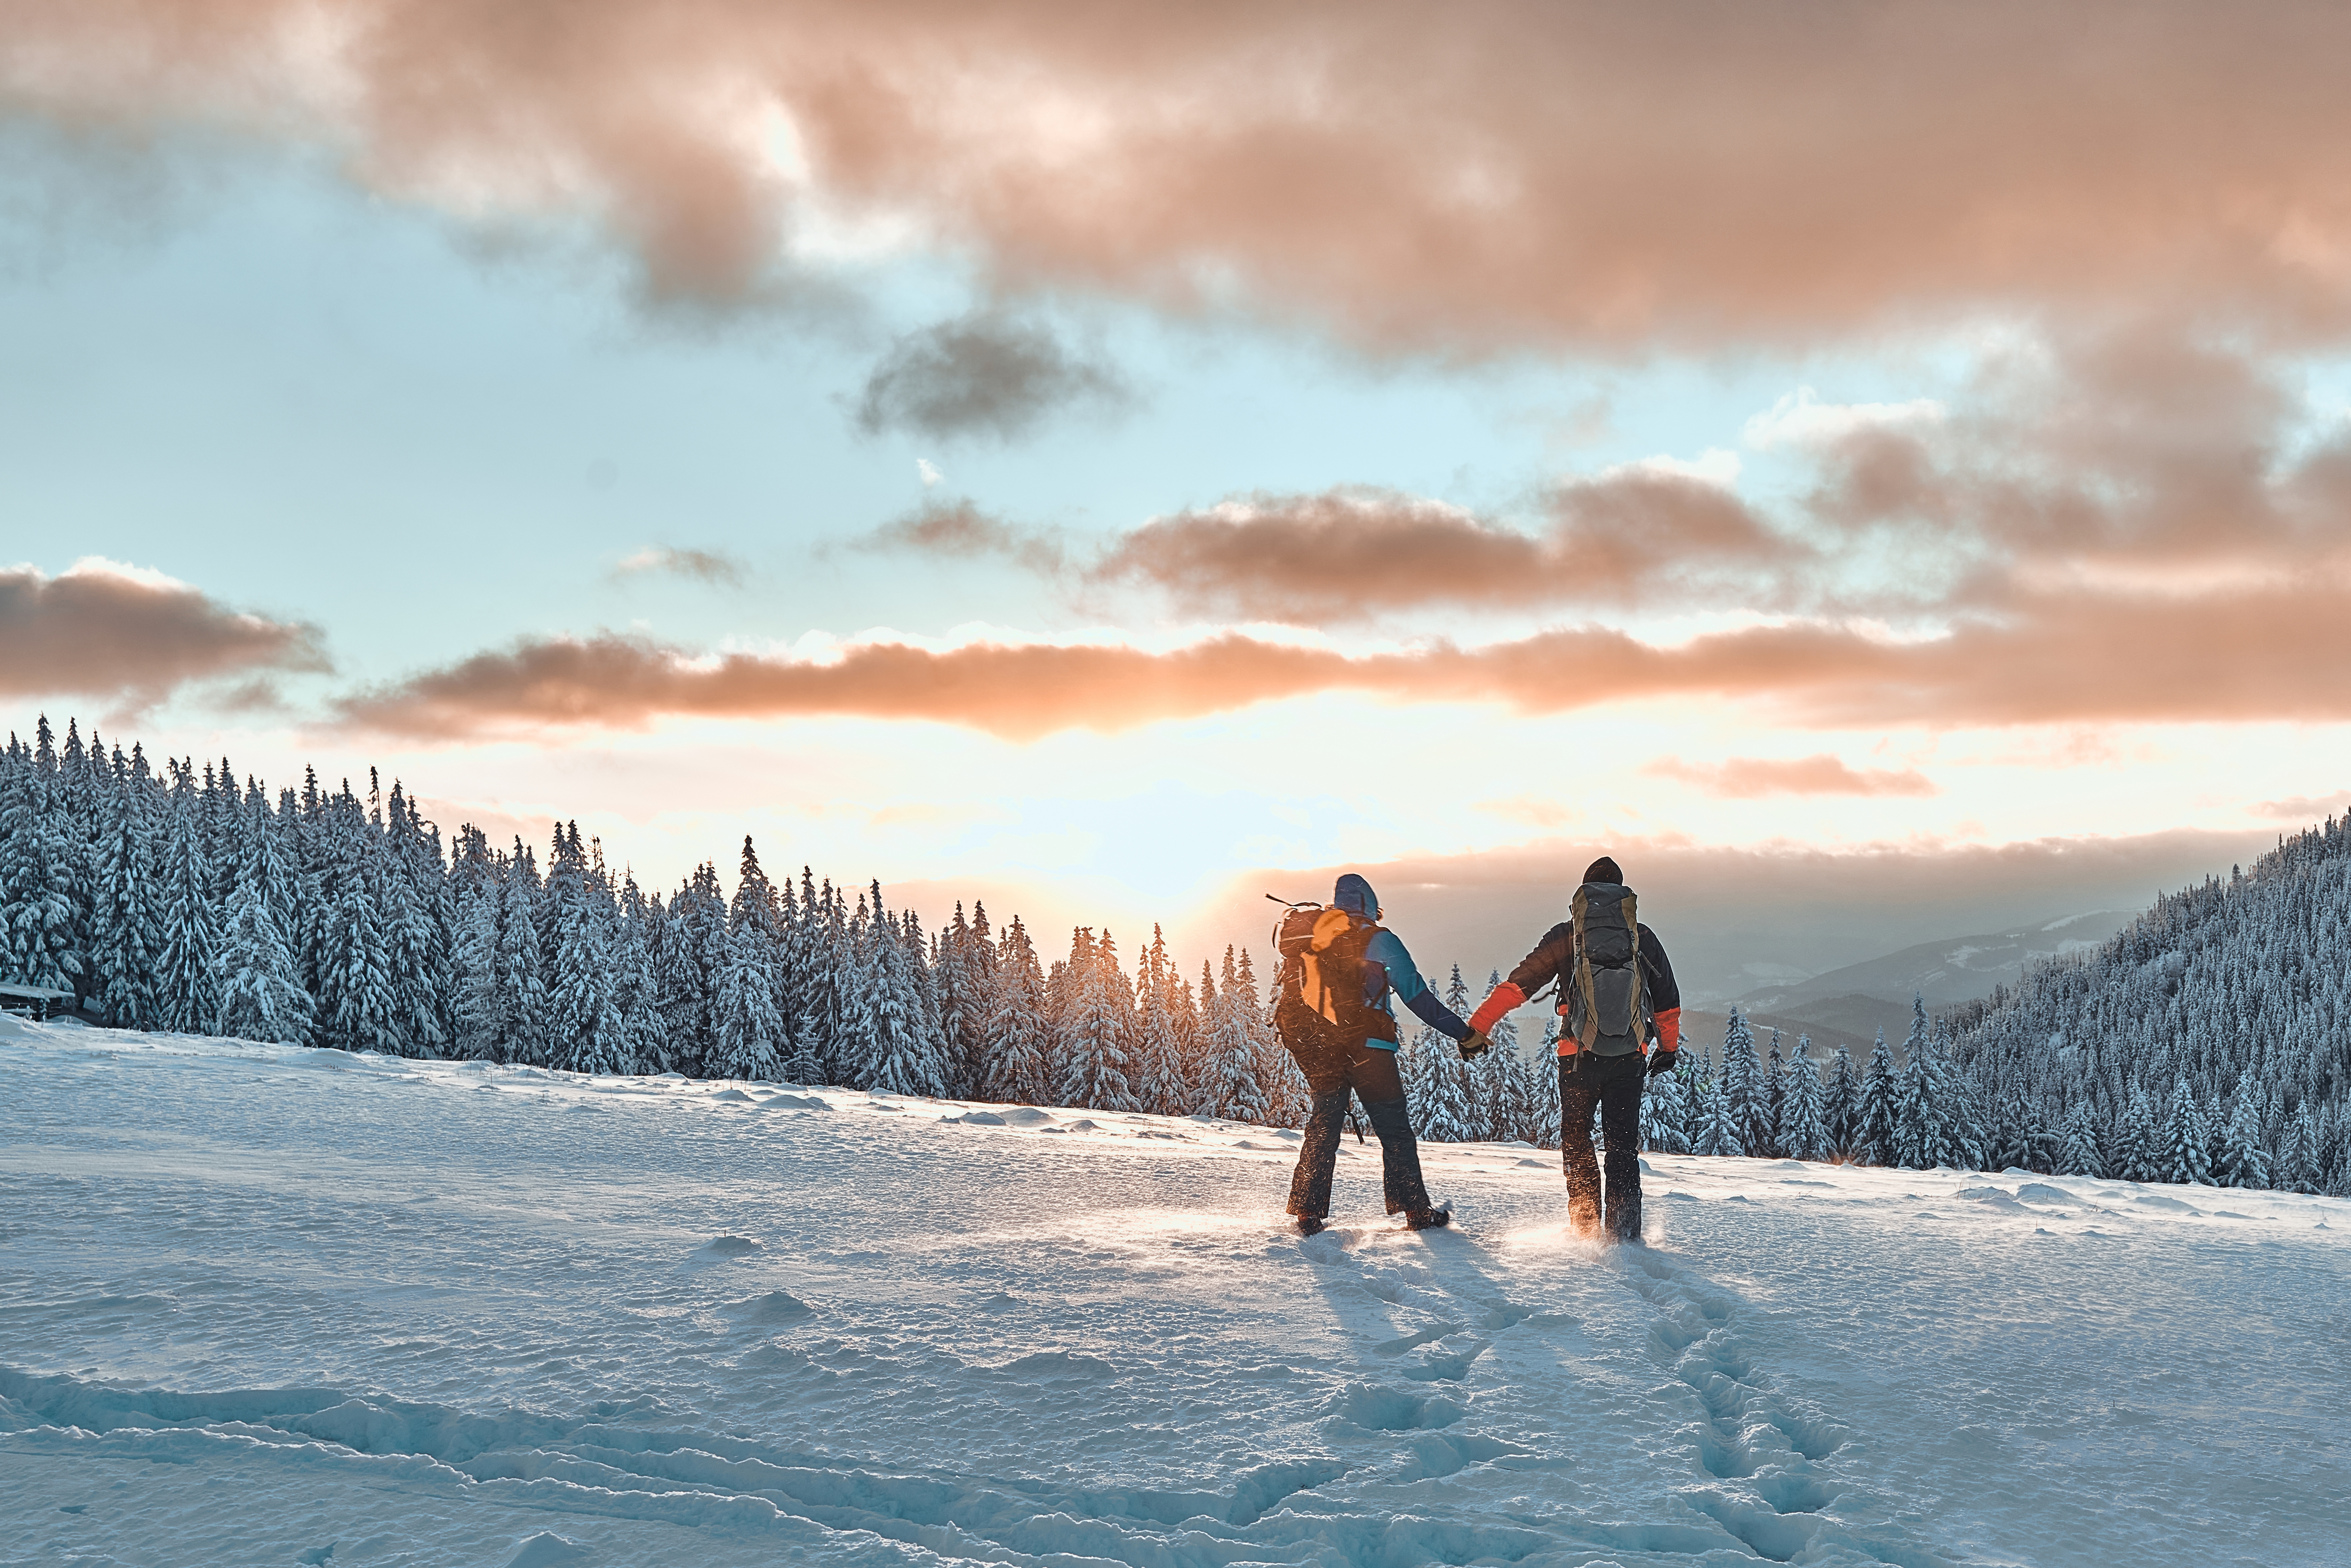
[3,1018,2346,1568]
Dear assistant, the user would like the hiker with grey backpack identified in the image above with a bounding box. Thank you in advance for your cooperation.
[1270,873,1491,1235]
[1466,856,1683,1242]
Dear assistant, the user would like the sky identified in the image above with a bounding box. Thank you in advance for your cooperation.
[7,2,2351,1003]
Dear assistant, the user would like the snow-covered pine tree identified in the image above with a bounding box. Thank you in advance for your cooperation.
[1722,1008,1765,1154]
[900,906,957,1092]
[981,915,1053,1104]
[661,862,727,1077]
[1641,1049,1693,1154]
[2158,1075,2215,1185]
[1891,995,1935,1168]
[712,915,786,1081]
[2277,1103,2323,1195]
[2108,1083,2161,1184]
[1129,925,1188,1116]
[1778,1035,1831,1161]
[1051,926,1140,1110]
[2216,1084,2272,1189]
[539,824,609,1070]
[1478,968,1535,1142]
[0,740,85,998]
[315,813,400,1055]
[85,753,158,1030]
[494,841,551,1064]
[1194,946,1271,1123]
[152,776,221,1035]
[1824,1044,1860,1156]
[215,874,311,1044]
[1695,1067,1745,1157]
[449,854,504,1060]
[783,872,843,1085]
[862,885,947,1097]
[1856,1029,1899,1165]
[214,788,312,1046]
[830,892,883,1089]
[1249,948,1313,1127]
[1528,1016,1562,1150]
[1412,965,1478,1142]
[1762,1028,1786,1159]
[936,902,987,1098]
[379,784,450,1057]
[2057,1099,2105,1178]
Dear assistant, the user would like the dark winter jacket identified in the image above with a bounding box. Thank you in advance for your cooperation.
[1331,873,1472,1049]
[1466,907,1682,1057]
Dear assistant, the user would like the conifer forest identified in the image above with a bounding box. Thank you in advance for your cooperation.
[3,715,2345,1195]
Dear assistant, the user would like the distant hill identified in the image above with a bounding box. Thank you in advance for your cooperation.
[1731,909,2137,1044]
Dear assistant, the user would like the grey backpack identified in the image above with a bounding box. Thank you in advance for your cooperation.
[1567,880,1649,1055]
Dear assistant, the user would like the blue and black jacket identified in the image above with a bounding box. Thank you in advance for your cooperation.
[1331,873,1474,1052]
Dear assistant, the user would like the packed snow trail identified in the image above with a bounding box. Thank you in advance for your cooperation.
[1,1021,2345,1567]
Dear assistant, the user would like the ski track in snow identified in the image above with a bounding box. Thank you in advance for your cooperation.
[1,1018,2346,1567]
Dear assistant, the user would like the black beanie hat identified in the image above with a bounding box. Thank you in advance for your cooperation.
[1583,856,1623,885]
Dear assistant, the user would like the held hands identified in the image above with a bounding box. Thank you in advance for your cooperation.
[1644,1048,1679,1079]
[1457,1029,1493,1060]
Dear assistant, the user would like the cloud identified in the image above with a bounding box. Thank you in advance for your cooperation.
[849,323,2351,637]
[854,313,1128,440]
[0,558,328,704]
[613,546,748,587]
[1646,754,1939,799]
[856,499,1066,575]
[2250,791,2351,823]
[333,567,2351,743]
[13,6,2351,341]
[1046,473,1793,623]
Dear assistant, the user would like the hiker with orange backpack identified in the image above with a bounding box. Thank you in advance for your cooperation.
[1271,873,1489,1234]
[1465,856,1682,1242]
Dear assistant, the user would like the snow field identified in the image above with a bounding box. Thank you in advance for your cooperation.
[3,1018,2347,1567]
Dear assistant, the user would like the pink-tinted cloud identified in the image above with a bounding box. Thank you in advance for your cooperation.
[1646,755,1938,800]
[855,328,2351,629]
[0,559,328,704]
[333,570,2351,742]
[11,5,2351,339]
[1079,474,1791,621]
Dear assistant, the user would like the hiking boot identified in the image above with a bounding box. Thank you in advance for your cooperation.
[1403,1206,1451,1231]
[1293,1215,1327,1236]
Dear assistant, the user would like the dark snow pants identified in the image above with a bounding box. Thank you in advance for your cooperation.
[1285,1039,1432,1218]
[1561,1050,1646,1241]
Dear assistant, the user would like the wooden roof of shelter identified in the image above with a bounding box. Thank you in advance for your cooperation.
[0,982,76,1003]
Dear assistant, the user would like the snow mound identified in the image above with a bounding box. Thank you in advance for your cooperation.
[733,1291,814,1325]
[691,1236,761,1260]
[996,1351,1115,1381]
[2015,1182,2083,1206]
[944,1110,1007,1125]
[993,1107,1057,1126]
[709,1089,753,1102]
[2132,1192,2200,1213]
[756,1093,829,1111]
[504,1532,591,1567]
